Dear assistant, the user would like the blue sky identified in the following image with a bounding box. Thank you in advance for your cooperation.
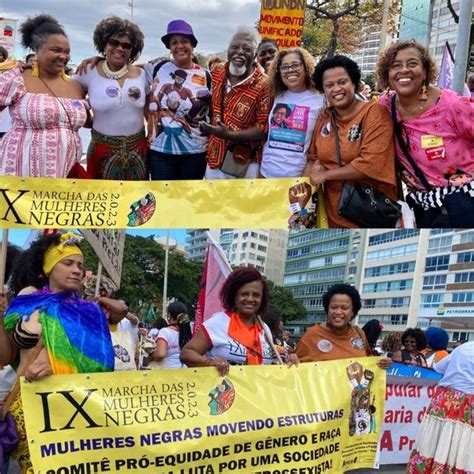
[3,0,261,64]
[5,229,188,248]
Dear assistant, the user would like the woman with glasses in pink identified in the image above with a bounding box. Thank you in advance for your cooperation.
[260,47,324,178]
[74,16,149,180]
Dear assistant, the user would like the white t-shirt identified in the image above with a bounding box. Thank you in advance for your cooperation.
[150,326,185,369]
[74,65,149,136]
[435,341,474,394]
[145,60,210,155]
[261,89,323,178]
[202,311,273,365]
[0,365,17,403]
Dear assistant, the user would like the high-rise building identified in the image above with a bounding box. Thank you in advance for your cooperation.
[283,229,474,344]
[283,229,366,337]
[396,0,467,67]
[227,229,269,273]
[185,229,288,285]
[418,229,474,343]
[429,0,465,66]
[357,229,474,342]
[185,229,221,261]
[225,230,288,284]
[350,26,385,79]
[398,0,432,44]
[349,0,399,80]
[357,229,424,332]
[265,229,289,286]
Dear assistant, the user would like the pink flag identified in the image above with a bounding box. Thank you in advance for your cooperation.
[193,234,231,335]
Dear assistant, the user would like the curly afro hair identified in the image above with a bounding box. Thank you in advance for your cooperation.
[20,14,67,51]
[267,47,315,97]
[313,55,361,93]
[93,16,144,63]
[401,328,428,352]
[376,40,437,89]
[9,233,79,296]
[322,283,361,319]
[220,267,269,316]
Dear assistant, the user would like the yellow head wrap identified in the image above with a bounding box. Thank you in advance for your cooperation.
[43,232,83,276]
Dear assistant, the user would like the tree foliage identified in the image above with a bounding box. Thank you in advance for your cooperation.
[304,0,400,58]
[81,235,202,317]
[193,52,209,68]
[267,280,307,322]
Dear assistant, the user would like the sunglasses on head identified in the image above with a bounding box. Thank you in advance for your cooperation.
[108,38,133,50]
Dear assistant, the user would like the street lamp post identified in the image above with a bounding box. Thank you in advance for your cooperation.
[162,229,170,318]
[128,0,134,21]
[453,0,473,94]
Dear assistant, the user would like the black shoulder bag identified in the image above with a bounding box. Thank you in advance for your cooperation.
[390,94,432,190]
[390,94,474,227]
[333,113,401,228]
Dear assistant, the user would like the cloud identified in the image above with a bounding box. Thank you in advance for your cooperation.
[3,0,261,64]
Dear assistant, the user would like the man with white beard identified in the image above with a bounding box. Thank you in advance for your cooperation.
[200,26,270,179]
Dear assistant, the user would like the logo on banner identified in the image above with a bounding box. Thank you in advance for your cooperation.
[288,182,318,229]
[127,192,156,226]
[208,378,235,415]
[346,362,377,437]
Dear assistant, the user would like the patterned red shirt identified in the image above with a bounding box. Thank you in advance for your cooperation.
[207,63,271,168]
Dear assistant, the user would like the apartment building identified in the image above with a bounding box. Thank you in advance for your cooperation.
[357,229,474,342]
[283,229,366,337]
[186,229,288,285]
[356,229,424,332]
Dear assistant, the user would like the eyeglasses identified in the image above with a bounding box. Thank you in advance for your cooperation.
[108,38,133,50]
[279,62,303,73]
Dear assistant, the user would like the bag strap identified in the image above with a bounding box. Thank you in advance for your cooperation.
[37,75,81,165]
[1,337,44,420]
[390,94,431,190]
[331,113,343,168]
[152,59,170,81]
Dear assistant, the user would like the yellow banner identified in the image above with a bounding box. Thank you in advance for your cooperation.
[0,176,320,229]
[21,358,385,473]
[259,0,305,48]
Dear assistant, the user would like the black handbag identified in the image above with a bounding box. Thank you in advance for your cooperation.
[332,114,401,228]
[338,182,402,228]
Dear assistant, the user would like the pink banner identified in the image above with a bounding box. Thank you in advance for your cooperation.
[193,237,230,335]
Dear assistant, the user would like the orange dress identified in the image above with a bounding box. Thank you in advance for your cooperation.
[308,101,398,227]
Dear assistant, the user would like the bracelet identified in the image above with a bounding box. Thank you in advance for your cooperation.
[204,357,215,367]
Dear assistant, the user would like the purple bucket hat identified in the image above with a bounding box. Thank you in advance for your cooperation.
[161,20,198,49]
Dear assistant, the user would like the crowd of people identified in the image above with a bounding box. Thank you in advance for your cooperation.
[0,9,473,474]
[0,14,473,227]
[0,233,471,472]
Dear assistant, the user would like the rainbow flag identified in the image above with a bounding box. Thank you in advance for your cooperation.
[4,288,114,374]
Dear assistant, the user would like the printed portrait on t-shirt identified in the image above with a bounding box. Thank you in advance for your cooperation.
[149,64,210,154]
[269,102,311,153]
